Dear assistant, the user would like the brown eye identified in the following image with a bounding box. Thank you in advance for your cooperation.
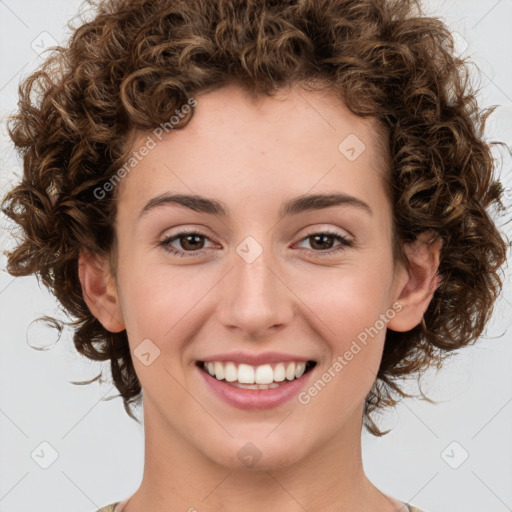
[160,230,214,257]
[175,233,205,251]
[296,231,353,256]
[308,234,336,250]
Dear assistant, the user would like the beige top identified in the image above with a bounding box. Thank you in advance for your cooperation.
[96,501,428,512]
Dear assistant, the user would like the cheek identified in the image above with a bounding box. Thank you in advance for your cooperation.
[297,260,394,340]
[117,233,395,351]
[293,264,393,392]
[297,290,390,418]
[115,261,229,374]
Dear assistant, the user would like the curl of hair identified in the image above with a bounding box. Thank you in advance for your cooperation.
[2,0,509,434]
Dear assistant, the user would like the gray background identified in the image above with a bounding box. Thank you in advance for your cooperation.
[0,1,511,511]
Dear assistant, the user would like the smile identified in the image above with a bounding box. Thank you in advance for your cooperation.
[197,360,317,389]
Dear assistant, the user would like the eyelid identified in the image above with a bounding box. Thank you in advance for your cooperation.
[159,226,354,258]
[159,228,217,251]
[293,229,354,253]
[159,226,352,245]
[296,224,353,241]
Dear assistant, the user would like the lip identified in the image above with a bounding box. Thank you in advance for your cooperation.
[196,360,316,410]
[198,351,314,366]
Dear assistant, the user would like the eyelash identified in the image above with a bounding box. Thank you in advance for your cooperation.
[159,228,353,258]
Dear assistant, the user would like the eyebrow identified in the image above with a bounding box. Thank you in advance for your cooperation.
[138,192,373,219]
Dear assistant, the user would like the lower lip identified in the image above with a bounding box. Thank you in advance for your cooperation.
[197,364,315,410]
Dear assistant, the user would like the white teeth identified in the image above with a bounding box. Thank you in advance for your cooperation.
[232,382,281,390]
[285,362,296,381]
[273,363,286,382]
[238,364,255,384]
[295,362,306,379]
[201,360,313,385]
[224,362,238,382]
[214,362,225,380]
[255,364,274,384]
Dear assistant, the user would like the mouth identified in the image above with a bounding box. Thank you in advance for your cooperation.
[196,360,317,389]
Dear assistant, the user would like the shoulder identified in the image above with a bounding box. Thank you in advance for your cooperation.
[95,504,118,512]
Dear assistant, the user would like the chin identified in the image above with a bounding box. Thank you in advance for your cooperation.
[199,432,313,472]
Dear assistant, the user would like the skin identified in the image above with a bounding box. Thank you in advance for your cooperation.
[79,83,442,512]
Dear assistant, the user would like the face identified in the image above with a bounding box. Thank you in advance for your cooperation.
[87,84,415,470]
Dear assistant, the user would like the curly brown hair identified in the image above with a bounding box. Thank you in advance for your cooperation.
[2,0,509,435]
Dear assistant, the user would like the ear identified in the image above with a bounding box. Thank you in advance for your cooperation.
[387,231,443,332]
[78,249,125,333]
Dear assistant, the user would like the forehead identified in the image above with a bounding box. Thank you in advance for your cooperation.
[159,84,387,159]
[118,84,390,211]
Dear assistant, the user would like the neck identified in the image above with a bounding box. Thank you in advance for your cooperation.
[123,401,404,512]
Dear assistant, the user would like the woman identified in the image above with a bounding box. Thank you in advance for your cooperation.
[2,0,507,510]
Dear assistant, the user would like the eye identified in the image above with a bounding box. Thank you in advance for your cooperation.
[159,229,215,257]
[295,230,353,256]
[159,228,353,258]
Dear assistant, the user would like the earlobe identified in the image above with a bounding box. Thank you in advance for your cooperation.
[387,231,443,332]
[78,249,125,333]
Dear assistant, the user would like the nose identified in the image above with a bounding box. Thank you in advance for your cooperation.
[217,241,294,340]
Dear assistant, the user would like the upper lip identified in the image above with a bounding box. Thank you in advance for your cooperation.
[198,351,315,366]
